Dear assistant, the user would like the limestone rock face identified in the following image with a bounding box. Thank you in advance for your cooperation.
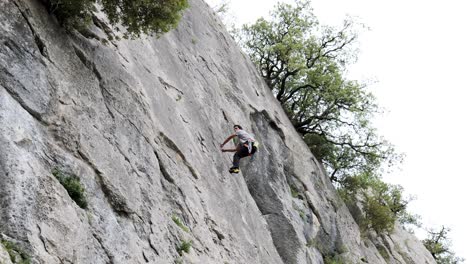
[0,0,436,263]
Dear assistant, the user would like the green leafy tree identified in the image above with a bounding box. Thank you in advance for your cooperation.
[423,226,465,264]
[339,173,420,234]
[43,0,189,37]
[238,0,401,182]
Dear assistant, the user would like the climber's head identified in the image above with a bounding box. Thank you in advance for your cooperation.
[233,125,243,131]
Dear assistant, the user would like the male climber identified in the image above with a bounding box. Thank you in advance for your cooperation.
[220,125,258,173]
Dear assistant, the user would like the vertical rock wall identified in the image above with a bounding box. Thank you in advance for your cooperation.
[0,0,436,263]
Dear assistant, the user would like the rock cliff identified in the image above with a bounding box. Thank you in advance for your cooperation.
[0,0,436,263]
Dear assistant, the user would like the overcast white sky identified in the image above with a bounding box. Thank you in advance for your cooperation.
[206,0,468,260]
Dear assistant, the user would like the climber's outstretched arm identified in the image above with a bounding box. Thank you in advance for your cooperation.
[220,134,236,148]
[221,149,237,152]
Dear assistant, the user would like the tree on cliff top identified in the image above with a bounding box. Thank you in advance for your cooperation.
[423,226,465,264]
[237,0,411,236]
[43,0,189,37]
[237,0,401,183]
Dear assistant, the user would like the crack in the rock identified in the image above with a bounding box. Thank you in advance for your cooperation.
[0,79,46,125]
[72,45,93,69]
[180,114,189,124]
[76,149,132,217]
[2,38,43,66]
[153,150,175,184]
[195,68,211,87]
[221,110,229,122]
[155,148,198,225]
[198,133,208,153]
[198,55,216,75]
[97,85,116,119]
[159,132,199,180]
[91,233,113,264]
[36,224,49,254]
[12,0,49,59]
[71,46,155,151]
[91,15,114,41]
[148,237,160,256]
[113,143,143,178]
[158,77,184,95]
[76,26,101,41]
[305,196,322,226]
[72,45,117,121]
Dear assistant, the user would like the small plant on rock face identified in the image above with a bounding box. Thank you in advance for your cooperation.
[53,168,88,209]
[299,209,306,220]
[323,254,345,264]
[376,244,390,261]
[1,240,31,264]
[172,215,190,232]
[290,185,299,198]
[176,240,192,256]
[306,239,315,248]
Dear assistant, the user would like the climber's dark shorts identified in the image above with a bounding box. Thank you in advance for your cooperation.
[233,143,257,168]
[237,144,257,158]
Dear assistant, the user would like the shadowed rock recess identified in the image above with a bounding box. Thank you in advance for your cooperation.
[0,0,435,263]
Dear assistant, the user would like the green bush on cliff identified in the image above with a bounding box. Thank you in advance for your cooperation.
[361,195,397,234]
[323,254,345,264]
[172,215,190,232]
[1,240,31,264]
[53,168,88,209]
[44,0,189,37]
[338,173,420,234]
[176,240,192,256]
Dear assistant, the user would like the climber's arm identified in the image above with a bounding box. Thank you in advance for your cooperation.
[220,134,236,148]
[221,149,237,152]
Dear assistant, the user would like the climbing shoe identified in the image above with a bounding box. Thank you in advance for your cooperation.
[229,167,240,174]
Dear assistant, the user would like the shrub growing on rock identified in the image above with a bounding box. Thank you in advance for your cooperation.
[338,173,419,235]
[176,240,192,256]
[361,195,397,234]
[53,168,88,209]
[1,239,31,264]
[172,215,190,232]
[43,0,189,37]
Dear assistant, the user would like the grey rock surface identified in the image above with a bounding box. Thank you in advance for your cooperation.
[0,0,436,263]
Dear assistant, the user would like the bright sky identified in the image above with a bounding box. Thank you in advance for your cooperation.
[206,0,468,260]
